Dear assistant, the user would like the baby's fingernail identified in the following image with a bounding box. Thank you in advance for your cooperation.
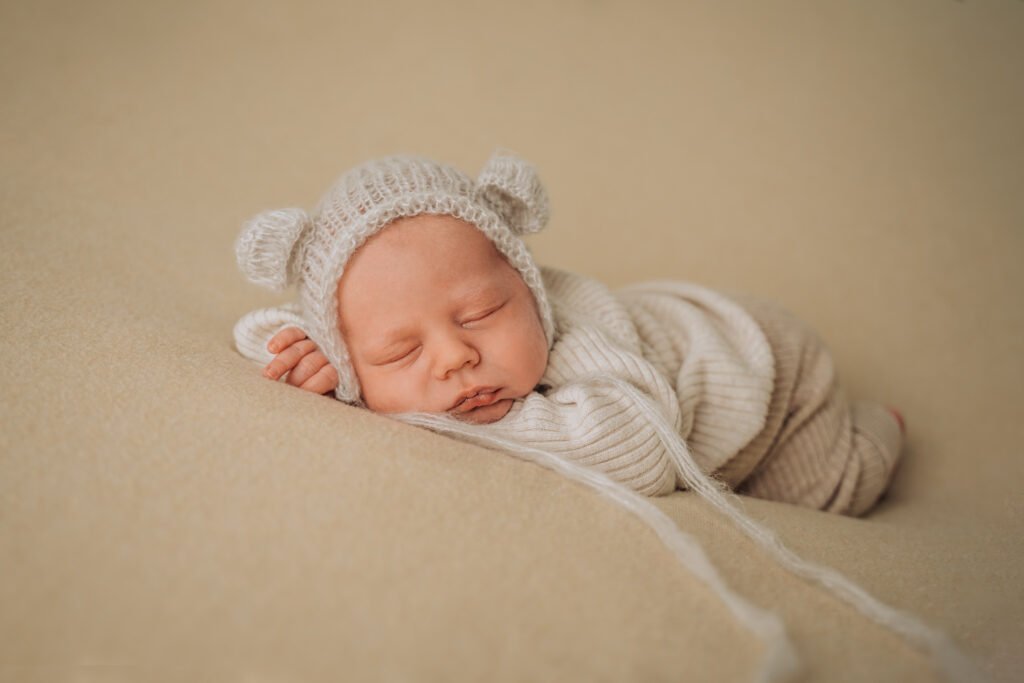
[268,344,277,352]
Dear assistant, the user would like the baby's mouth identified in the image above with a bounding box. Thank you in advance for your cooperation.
[449,387,502,414]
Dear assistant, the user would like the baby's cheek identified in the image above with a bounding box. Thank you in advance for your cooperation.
[529,337,550,385]
[359,367,438,414]
[514,323,550,394]
[355,370,399,413]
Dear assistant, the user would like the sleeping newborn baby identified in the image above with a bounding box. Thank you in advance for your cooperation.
[234,153,904,516]
[268,212,549,425]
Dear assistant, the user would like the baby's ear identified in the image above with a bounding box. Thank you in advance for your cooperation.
[476,152,549,236]
[235,208,310,291]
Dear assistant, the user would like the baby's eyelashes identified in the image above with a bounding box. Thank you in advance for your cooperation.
[459,301,507,327]
[371,345,421,366]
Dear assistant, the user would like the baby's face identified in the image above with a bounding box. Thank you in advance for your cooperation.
[337,214,549,424]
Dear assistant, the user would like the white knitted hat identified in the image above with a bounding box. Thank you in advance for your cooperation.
[235,152,556,404]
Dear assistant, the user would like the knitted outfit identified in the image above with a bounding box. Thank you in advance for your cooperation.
[232,152,901,516]
[235,267,901,516]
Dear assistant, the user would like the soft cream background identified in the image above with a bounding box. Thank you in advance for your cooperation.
[2,1,1021,681]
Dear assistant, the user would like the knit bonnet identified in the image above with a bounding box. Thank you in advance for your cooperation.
[235,152,556,404]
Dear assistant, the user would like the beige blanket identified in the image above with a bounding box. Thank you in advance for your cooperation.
[2,1,1022,681]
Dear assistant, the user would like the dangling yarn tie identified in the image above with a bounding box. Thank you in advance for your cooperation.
[397,411,801,682]
[396,375,986,683]
[588,376,984,683]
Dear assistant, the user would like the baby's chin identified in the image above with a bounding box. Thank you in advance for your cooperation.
[451,398,514,424]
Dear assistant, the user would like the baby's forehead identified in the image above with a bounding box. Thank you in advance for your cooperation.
[338,214,521,306]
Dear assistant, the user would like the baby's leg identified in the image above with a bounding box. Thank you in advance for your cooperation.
[726,298,903,516]
[741,397,902,515]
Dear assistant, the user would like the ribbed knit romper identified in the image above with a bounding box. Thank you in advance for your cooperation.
[235,266,902,516]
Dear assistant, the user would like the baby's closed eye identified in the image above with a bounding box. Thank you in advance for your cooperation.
[373,345,421,366]
[459,300,507,327]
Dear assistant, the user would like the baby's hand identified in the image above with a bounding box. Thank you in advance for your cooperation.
[263,327,339,395]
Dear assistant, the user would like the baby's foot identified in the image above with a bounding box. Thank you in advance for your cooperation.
[887,407,906,435]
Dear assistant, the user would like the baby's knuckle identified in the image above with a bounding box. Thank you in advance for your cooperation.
[310,367,339,393]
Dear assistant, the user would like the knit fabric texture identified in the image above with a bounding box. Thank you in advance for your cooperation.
[234,267,903,514]
[234,153,556,404]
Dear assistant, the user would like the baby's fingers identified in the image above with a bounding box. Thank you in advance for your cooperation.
[267,326,308,354]
[285,350,330,388]
[299,364,339,395]
[263,339,318,380]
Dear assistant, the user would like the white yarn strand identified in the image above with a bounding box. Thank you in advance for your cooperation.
[397,375,987,683]
[396,411,801,683]
[577,376,985,683]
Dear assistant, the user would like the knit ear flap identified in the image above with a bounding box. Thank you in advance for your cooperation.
[476,152,549,235]
[235,208,310,291]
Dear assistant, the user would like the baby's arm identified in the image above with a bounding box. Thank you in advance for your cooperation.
[263,327,338,394]
[233,304,338,395]
[234,303,306,364]
[480,324,684,496]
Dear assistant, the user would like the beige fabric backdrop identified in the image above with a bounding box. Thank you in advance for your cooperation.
[2,1,1022,681]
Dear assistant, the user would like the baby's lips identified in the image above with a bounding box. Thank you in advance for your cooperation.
[452,388,502,413]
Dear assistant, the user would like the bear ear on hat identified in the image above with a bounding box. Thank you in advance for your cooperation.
[235,208,310,291]
[476,151,549,236]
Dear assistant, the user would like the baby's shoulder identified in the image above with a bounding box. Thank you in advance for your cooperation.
[540,266,642,353]
[540,266,612,302]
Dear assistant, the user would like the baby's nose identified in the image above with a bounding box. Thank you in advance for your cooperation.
[434,336,480,379]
